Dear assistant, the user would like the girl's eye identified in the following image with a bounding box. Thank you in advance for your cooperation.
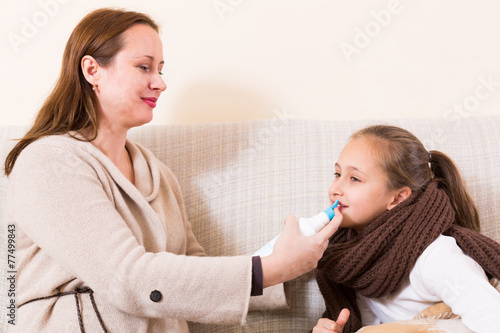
[334,172,341,178]
[350,176,361,182]
[158,71,164,75]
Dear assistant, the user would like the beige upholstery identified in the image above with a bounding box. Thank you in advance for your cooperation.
[1,115,499,332]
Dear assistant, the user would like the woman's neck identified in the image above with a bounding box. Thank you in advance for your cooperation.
[80,124,135,184]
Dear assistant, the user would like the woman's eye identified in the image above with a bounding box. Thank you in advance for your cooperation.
[140,65,150,72]
[158,71,164,75]
[334,172,341,178]
[350,176,361,182]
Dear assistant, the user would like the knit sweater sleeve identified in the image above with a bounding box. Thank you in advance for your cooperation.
[9,142,253,325]
[412,235,500,333]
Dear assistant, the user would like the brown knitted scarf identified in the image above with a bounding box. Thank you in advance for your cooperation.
[315,181,500,332]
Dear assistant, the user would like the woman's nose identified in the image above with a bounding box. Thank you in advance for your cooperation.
[151,74,167,92]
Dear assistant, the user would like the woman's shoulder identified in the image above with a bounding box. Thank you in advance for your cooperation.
[13,134,108,178]
[16,134,77,162]
[20,133,93,156]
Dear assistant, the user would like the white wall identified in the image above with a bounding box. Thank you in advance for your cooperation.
[2,0,500,125]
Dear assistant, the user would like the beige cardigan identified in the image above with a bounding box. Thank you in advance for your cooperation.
[7,134,287,332]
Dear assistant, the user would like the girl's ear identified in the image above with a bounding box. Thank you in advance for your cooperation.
[387,186,412,210]
[81,55,99,86]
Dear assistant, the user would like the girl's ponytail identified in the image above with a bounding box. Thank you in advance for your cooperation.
[429,150,480,232]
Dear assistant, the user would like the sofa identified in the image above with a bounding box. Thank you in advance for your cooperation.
[1,115,499,332]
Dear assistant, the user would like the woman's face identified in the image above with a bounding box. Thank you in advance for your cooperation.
[328,137,400,232]
[95,24,166,130]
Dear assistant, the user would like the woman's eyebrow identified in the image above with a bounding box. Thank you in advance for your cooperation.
[135,55,165,65]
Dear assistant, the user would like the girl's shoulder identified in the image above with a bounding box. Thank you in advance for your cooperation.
[414,234,481,276]
[410,235,488,297]
[422,235,460,255]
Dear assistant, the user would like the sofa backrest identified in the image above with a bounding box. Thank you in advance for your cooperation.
[1,115,499,332]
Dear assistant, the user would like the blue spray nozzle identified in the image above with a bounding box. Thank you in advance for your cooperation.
[323,200,339,220]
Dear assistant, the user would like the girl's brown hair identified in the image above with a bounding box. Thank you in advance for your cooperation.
[352,125,480,232]
[4,8,159,176]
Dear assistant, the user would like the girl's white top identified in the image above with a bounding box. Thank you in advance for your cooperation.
[358,235,500,333]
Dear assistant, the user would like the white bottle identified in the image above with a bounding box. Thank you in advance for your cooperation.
[253,200,339,257]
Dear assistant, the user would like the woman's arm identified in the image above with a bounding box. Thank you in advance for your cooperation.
[10,142,253,325]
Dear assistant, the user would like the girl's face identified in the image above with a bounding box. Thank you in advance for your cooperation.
[95,24,167,130]
[328,136,401,232]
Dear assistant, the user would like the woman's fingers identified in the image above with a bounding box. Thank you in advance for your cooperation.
[261,207,343,287]
[316,206,343,240]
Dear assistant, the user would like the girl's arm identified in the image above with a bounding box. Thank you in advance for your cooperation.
[357,294,381,326]
[412,235,500,333]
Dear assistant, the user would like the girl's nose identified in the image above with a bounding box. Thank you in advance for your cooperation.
[328,180,343,198]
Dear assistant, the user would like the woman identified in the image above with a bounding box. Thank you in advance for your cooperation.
[4,8,342,333]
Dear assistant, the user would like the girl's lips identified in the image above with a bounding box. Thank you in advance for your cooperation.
[142,97,158,108]
[331,200,348,210]
[337,202,348,210]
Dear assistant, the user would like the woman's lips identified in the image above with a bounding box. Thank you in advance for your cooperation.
[142,97,157,108]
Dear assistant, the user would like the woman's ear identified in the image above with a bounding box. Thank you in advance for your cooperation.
[81,55,99,86]
[387,186,412,210]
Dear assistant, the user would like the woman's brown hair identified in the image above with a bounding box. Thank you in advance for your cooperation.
[352,125,480,232]
[4,8,159,176]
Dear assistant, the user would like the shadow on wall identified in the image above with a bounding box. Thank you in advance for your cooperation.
[169,80,277,123]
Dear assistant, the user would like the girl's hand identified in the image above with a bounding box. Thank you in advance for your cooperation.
[313,308,350,333]
[261,206,343,287]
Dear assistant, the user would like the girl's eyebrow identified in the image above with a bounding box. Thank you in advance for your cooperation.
[335,162,368,176]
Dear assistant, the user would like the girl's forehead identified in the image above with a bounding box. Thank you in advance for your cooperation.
[341,137,377,158]
[338,137,386,173]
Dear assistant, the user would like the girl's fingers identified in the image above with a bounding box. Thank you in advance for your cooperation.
[336,308,350,326]
[313,318,336,332]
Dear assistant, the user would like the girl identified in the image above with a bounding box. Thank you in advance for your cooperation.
[313,125,500,333]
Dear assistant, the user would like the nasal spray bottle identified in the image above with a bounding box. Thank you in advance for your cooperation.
[253,200,339,257]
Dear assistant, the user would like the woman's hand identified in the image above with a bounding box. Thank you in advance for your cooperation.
[261,206,342,287]
[313,309,350,333]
